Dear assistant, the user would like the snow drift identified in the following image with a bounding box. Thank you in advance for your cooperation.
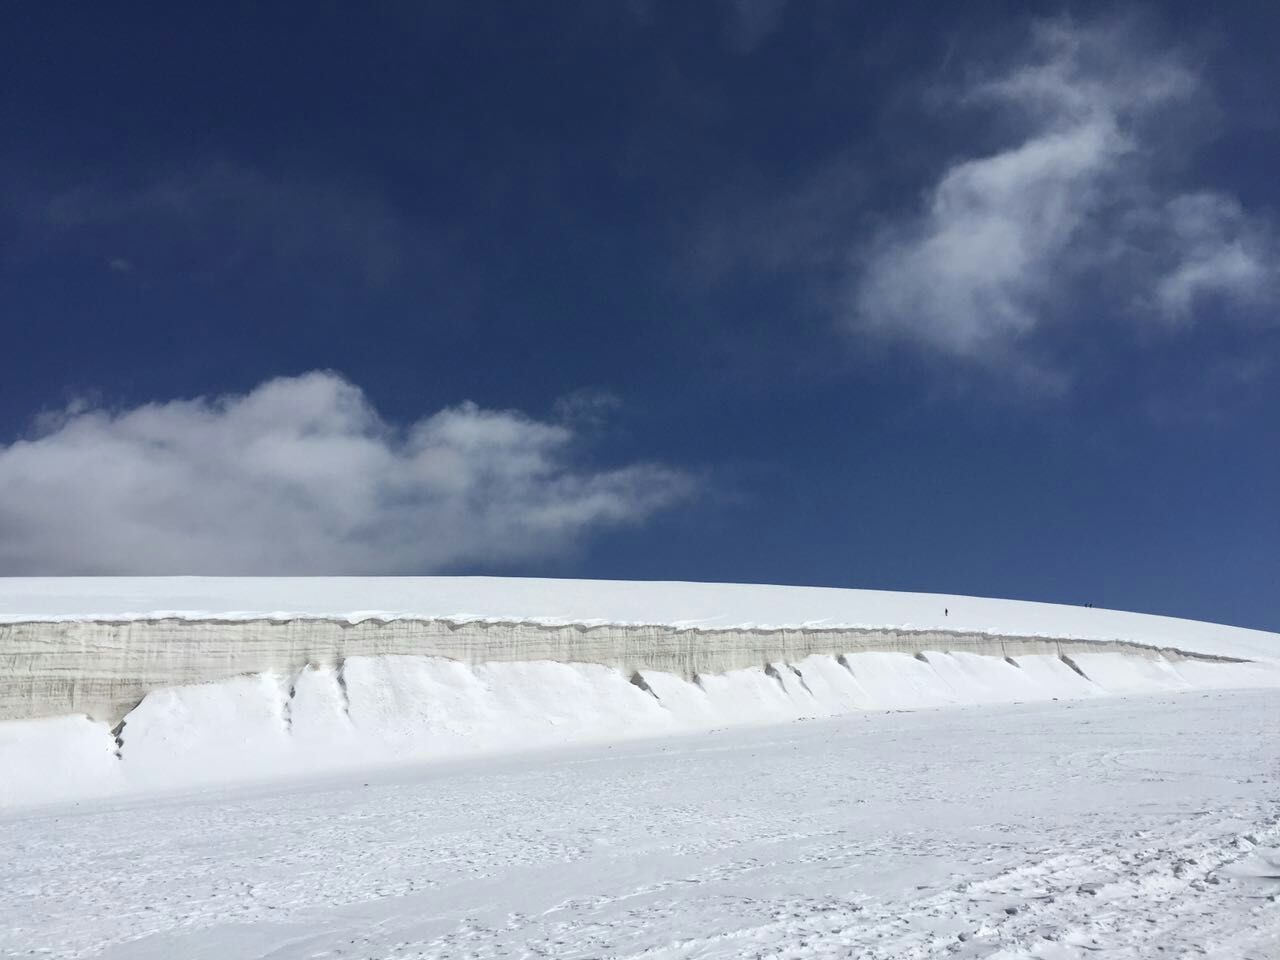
[1,577,1277,807]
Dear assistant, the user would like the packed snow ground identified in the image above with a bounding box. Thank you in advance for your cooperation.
[3,689,1276,960]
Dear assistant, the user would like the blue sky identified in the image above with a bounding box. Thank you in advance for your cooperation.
[1,3,1278,629]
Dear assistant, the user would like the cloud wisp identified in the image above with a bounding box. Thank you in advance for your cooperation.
[0,372,694,575]
[9,161,419,288]
[1150,192,1277,323]
[851,18,1278,373]
[721,0,788,53]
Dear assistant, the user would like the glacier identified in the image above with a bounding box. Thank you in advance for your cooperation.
[1,576,1278,807]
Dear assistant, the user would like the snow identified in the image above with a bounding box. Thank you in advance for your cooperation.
[2,576,1277,809]
[4,578,1277,954]
[3,648,1276,808]
[1,575,1276,660]
[3,690,1276,959]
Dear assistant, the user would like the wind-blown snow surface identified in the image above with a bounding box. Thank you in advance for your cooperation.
[3,691,1277,959]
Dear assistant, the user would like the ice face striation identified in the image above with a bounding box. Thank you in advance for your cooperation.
[0,616,1262,725]
[2,578,1278,808]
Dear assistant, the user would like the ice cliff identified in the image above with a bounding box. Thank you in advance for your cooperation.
[1,577,1277,806]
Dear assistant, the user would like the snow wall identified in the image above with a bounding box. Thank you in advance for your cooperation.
[0,615,1263,726]
[4,615,1279,808]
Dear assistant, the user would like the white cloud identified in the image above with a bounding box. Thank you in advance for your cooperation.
[852,19,1278,364]
[1153,192,1276,322]
[856,122,1120,357]
[0,372,694,574]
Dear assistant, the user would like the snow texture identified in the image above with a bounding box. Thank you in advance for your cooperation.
[2,690,1277,959]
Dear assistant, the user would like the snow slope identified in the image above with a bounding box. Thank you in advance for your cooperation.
[3,690,1277,959]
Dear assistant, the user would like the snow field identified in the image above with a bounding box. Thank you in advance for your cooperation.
[4,578,1277,956]
[3,690,1276,959]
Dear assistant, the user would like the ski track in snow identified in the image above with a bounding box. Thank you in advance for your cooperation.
[2,690,1277,960]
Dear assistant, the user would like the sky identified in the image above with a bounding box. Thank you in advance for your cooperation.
[1,2,1278,630]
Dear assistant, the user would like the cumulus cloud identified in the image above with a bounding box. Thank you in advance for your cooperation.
[852,19,1278,365]
[0,372,694,575]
